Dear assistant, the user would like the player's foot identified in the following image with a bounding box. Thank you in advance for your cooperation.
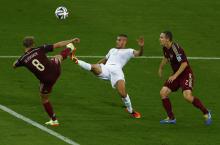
[130,111,141,118]
[204,111,212,125]
[125,108,141,118]
[67,44,78,64]
[45,119,59,126]
[71,55,78,64]
[160,117,176,124]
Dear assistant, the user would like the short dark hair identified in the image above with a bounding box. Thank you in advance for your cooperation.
[118,34,128,38]
[23,36,35,48]
[163,31,173,41]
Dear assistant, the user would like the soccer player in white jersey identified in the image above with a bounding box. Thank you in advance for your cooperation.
[71,34,144,118]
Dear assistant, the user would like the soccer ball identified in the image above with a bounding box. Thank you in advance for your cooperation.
[55,6,68,19]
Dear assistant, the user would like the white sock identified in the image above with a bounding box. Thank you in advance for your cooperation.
[78,60,92,71]
[122,95,133,113]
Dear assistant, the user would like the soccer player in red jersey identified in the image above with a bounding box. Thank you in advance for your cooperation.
[13,36,80,126]
[158,31,212,125]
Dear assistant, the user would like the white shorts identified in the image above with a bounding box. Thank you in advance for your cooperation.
[98,64,125,88]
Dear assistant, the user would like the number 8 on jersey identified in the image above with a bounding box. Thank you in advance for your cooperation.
[32,59,45,71]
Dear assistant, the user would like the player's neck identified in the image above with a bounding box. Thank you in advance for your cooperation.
[117,47,125,49]
[165,42,173,49]
[116,46,126,49]
[25,48,31,52]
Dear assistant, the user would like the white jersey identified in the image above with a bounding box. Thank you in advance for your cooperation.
[105,48,135,68]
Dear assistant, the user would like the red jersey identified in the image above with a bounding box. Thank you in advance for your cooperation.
[15,45,61,83]
[163,43,192,74]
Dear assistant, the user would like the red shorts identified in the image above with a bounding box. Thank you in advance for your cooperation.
[164,71,194,92]
[39,58,61,94]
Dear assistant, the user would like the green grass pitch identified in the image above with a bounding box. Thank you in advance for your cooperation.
[0,0,220,145]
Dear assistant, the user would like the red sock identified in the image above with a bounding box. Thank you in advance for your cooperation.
[192,97,208,114]
[43,101,56,121]
[162,98,175,119]
[60,48,71,60]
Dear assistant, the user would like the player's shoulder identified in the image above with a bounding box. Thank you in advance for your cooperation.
[172,42,183,50]
[27,47,41,53]
[172,42,184,53]
[18,48,37,61]
[126,48,134,50]
[108,48,117,53]
[38,44,51,49]
[116,48,133,51]
[125,48,134,54]
[36,44,54,53]
[162,46,167,50]
[109,47,117,50]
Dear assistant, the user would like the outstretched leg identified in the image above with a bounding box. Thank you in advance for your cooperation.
[54,43,76,63]
[69,46,103,75]
[115,80,141,118]
[73,58,103,76]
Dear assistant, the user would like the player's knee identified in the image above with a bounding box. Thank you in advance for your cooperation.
[183,93,193,102]
[160,89,167,99]
[160,87,171,99]
[91,64,101,75]
[40,93,49,103]
[91,64,96,72]
[41,98,49,104]
[54,55,62,62]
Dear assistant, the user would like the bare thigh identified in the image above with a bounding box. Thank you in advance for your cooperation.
[91,64,102,75]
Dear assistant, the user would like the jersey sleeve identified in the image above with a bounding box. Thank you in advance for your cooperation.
[39,44,54,53]
[176,48,187,63]
[105,49,113,59]
[14,59,23,67]
[127,48,135,58]
[171,43,188,63]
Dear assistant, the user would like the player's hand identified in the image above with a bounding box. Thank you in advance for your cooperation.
[158,68,163,78]
[72,38,80,44]
[12,60,17,69]
[168,75,177,83]
[137,36,144,47]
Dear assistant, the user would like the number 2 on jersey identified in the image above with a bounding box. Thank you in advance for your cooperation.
[32,59,45,71]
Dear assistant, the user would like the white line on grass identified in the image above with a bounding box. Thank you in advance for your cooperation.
[0,104,80,145]
[0,55,220,60]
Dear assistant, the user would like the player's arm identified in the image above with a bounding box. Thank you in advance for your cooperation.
[133,36,144,57]
[98,49,111,64]
[12,60,21,69]
[168,62,188,83]
[12,60,17,69]
[158,57,168,78]
[97,57,108,64]
[168,48,188,83]
[171,62,188,78]
[53,38,80,48]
